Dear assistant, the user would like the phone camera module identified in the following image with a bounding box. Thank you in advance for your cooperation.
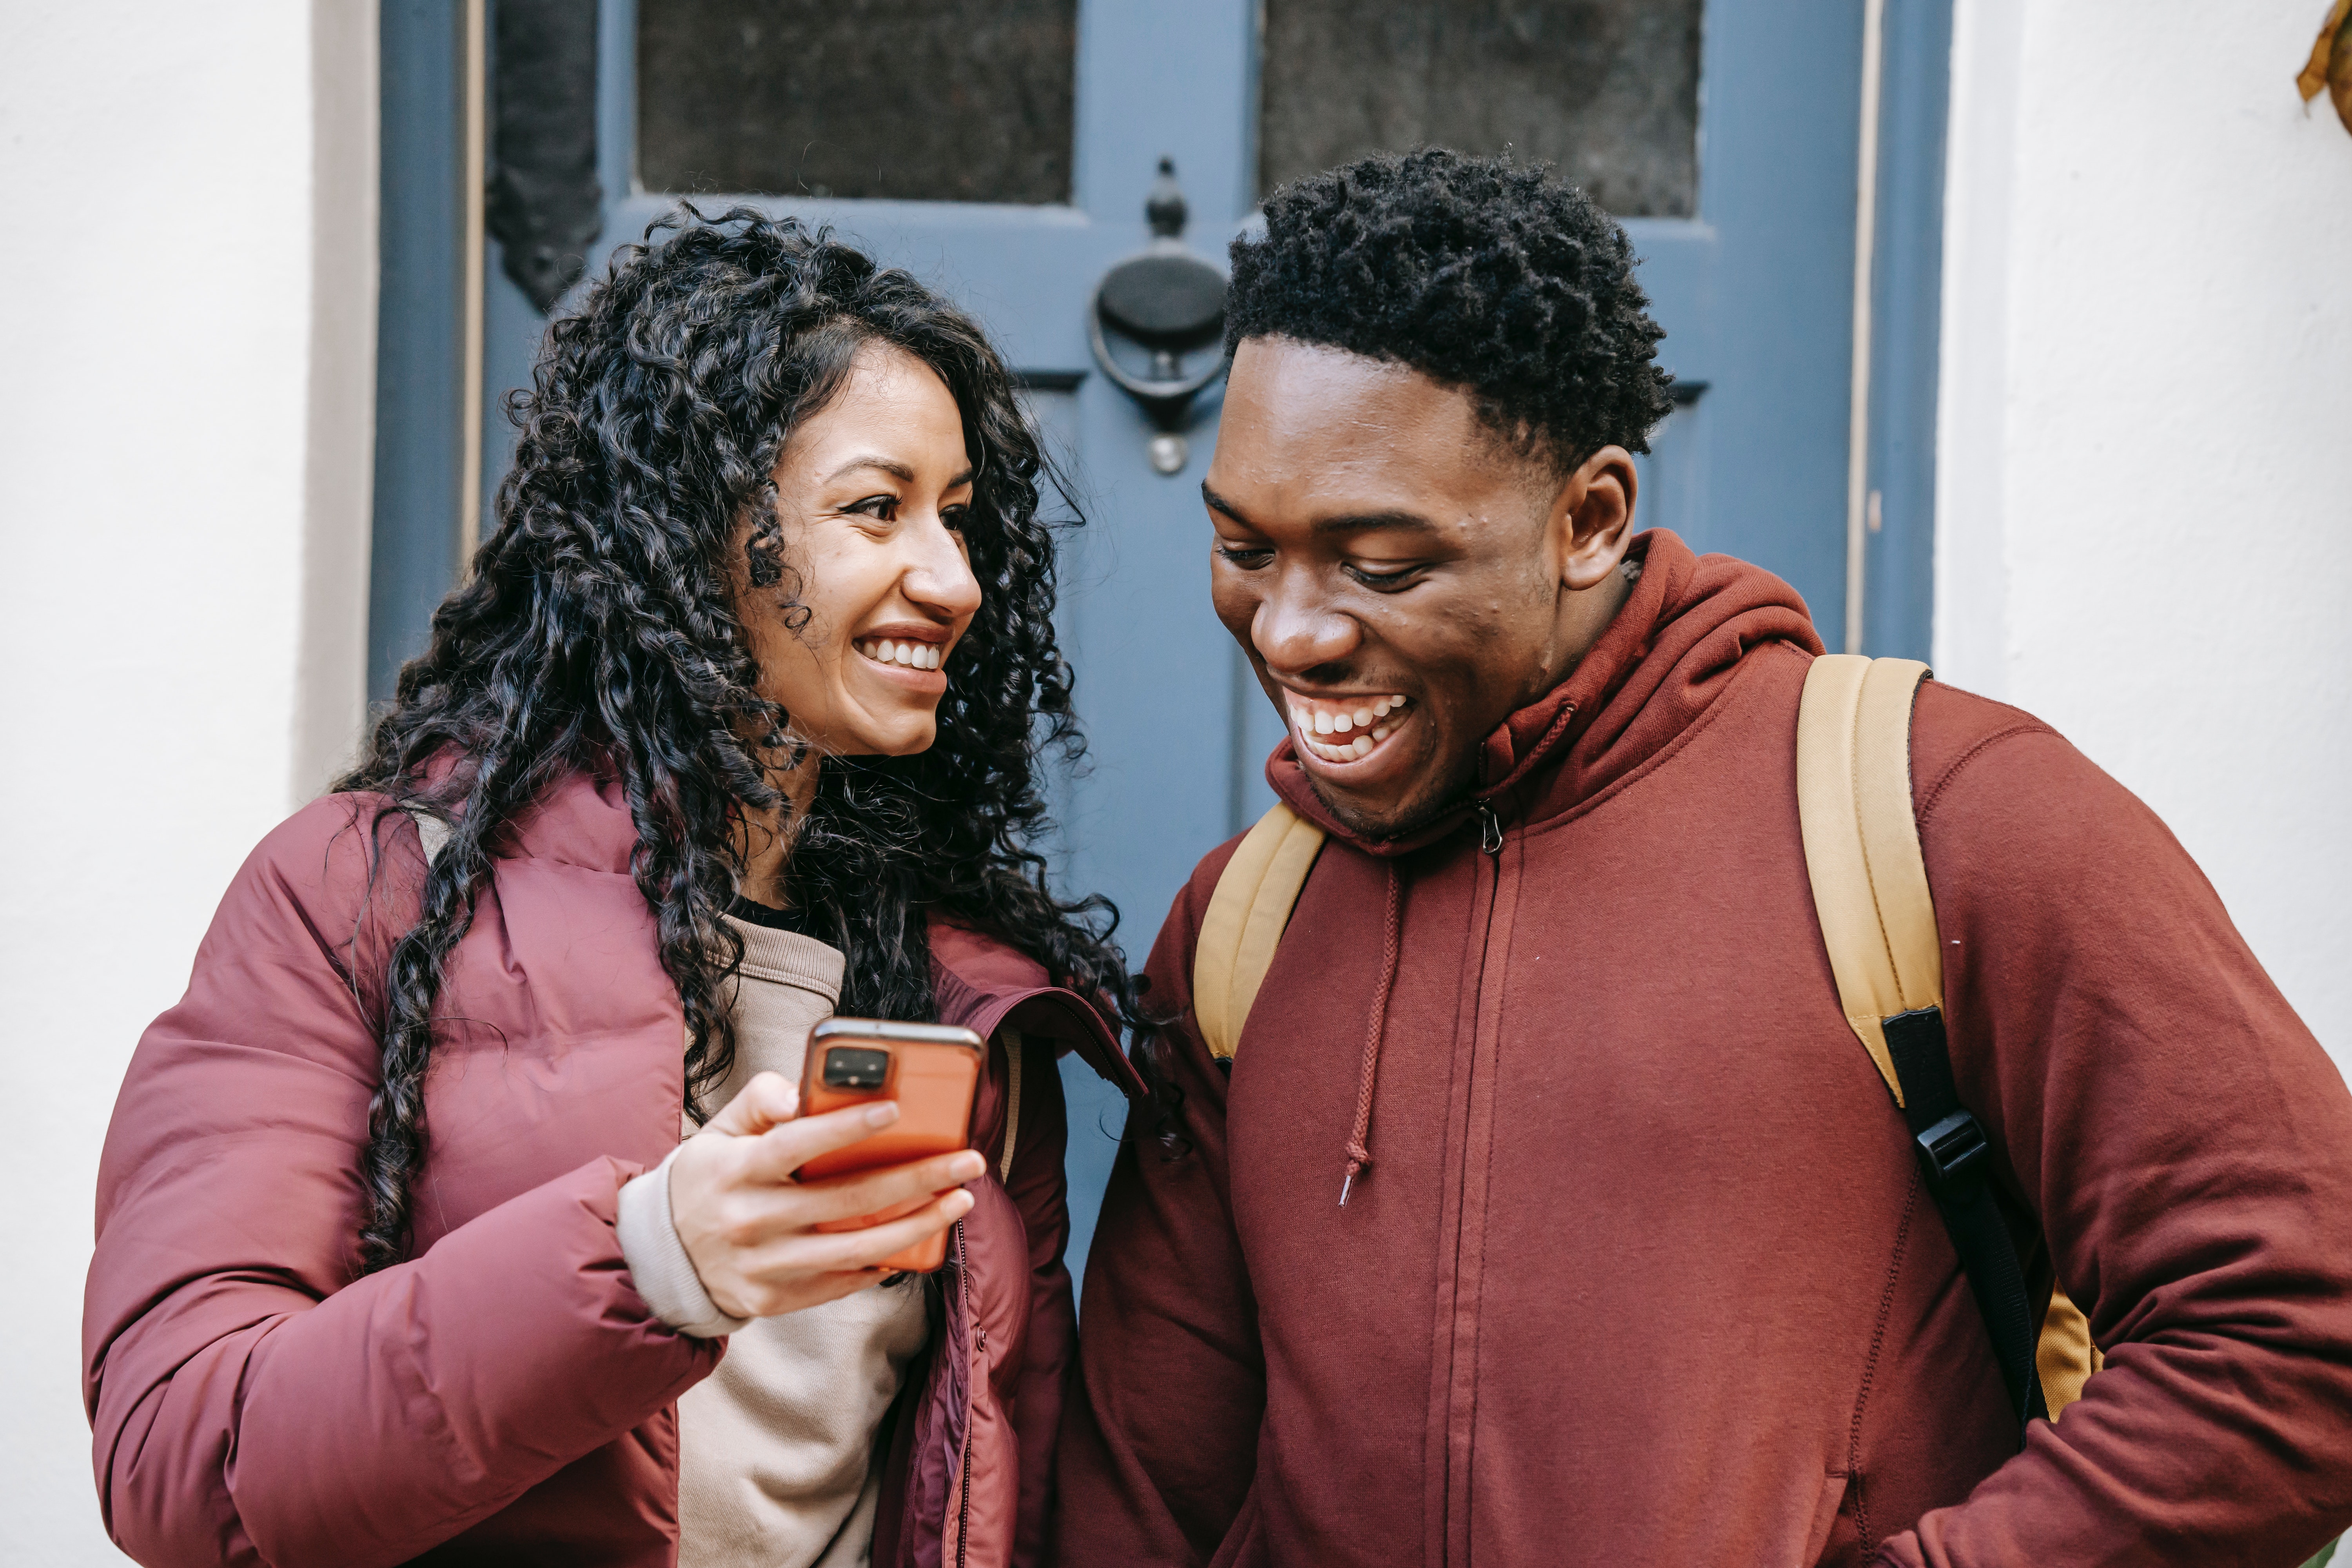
[822,1046,891,1091]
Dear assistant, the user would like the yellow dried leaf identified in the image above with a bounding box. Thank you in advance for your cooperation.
[2335,15,2352,133]
[2300,0,2352,120]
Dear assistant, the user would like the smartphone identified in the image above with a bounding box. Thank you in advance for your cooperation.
[794,1017,985,1273]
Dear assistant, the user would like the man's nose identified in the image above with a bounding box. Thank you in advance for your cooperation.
[1252,578,1361,676]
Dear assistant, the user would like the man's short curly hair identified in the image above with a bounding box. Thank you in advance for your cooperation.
[1227,149,1674,475]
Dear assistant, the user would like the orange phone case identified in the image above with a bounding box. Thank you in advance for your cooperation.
[796,1017,984,1273]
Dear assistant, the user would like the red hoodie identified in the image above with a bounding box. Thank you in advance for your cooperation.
[1054,532,2352,1567]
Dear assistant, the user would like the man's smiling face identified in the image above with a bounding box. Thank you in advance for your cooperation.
[1204,336,1638,839]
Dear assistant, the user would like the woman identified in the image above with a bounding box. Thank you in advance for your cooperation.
[83,210,1145,1568]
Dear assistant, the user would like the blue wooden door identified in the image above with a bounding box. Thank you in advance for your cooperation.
[386,0,1945,1285]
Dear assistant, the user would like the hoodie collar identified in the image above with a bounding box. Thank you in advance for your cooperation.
[1266,530,1824,856]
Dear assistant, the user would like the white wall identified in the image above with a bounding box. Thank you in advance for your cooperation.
[0,3,376,1560]
[1938,0,2352,1062]
[1,0,2343,1558]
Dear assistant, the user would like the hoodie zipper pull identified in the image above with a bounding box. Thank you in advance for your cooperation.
[1475,801,1503,855]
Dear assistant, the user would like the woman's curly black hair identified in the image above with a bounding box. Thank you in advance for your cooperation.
[336,206,1140,1274]
[1227,148,1675,472]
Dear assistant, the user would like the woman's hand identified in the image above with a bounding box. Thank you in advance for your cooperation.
[668,1071,982,1319]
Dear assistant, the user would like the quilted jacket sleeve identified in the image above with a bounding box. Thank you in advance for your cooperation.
[83,799,717,1568]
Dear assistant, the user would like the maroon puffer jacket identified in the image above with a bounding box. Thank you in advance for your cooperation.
[84,771,1140,1568]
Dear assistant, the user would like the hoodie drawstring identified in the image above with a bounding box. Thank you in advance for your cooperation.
[1340,863,1405,1206]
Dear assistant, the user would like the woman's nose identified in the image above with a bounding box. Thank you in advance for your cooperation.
[902,510,983,622]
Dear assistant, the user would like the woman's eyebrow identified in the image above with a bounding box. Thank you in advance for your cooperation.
[820,456,976,490]
[822,455,917,484]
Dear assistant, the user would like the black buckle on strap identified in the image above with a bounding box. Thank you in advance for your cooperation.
[1915,1109,1991,1197]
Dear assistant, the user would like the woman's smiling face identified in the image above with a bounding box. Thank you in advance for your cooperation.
[737,340,984,759]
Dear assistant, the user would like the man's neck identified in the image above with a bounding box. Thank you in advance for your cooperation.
[1543,554,1638,694]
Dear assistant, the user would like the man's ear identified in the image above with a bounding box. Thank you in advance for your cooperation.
[1548,445,1638,591]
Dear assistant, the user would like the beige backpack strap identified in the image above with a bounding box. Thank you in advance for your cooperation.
[1797,654,2096,1423]
[1795,653,1941,1107]
[2038,1284,2103,1416]
[1193,803,1328,1061]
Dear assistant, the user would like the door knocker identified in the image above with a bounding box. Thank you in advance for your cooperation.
[1087,159,1231,475]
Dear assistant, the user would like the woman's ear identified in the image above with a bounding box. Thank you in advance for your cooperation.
[1549,445,1638,592]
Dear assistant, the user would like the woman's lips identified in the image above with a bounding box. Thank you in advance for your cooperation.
[852,634,948,691]
[853,635,943,671]
[1283,691,1413,766]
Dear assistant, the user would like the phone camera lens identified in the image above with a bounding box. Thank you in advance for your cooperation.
[822,1046,890,1090]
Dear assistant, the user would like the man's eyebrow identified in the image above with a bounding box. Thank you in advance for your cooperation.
[1310,510,1439,537]
[1201,484,1439,538]
[1201,482,1250,525]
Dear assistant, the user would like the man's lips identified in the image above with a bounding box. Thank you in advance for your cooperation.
[1282,690,1414,766]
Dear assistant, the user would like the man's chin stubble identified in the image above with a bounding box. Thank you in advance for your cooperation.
[1304,758,1479,844]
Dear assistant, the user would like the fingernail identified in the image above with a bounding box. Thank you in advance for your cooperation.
[864,1102,900,1127]
[952,1152,985,1178]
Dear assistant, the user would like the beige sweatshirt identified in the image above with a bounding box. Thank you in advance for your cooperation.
[615,917,929,1568]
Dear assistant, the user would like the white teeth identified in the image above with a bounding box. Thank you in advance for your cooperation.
[1289,693,1411,761]
[859,638,941,670]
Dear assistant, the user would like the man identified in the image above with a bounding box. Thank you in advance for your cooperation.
[1053,150,2352,1566]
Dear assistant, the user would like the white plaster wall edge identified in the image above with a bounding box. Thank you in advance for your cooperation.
[1930,0,2025,700]
[293,0,381,809]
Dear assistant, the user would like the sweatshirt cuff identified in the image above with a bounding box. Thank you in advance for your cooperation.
[616,1144,750,1339]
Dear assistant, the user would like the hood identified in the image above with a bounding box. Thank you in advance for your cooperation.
[1266,530,1822,856]
[929,915,1143,1100]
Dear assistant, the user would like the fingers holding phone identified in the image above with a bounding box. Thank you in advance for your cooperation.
[668,1019,987,1321]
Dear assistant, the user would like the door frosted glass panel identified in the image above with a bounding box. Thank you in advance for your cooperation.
[1258,0,1702,216]
[637,0,1077,201]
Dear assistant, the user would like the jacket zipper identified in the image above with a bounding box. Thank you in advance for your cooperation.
[954,1219,974,1568]
[1475,800,1503,855]
[1442,799,1508,1563]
